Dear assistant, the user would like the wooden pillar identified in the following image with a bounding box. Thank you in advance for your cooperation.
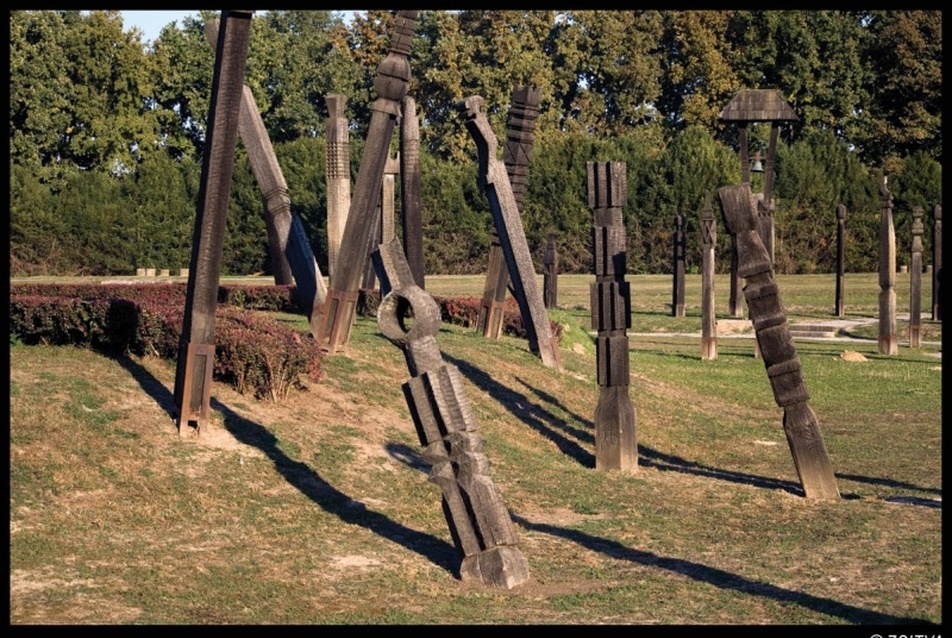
[701,194,717,360]
[325,94,351,284]
[717,183,839,500]
[458,96,562,370]
[835,204,846,317]
[174,10,254,435]
[400,95,425,288]
[878,176,898,355]
[362,152,400,290]
[909,207,923,348]
[588,161,637,471]
[314,11,418,352]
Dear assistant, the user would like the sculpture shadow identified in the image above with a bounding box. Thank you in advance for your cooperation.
[385,441,431,474]
[113,355,460,577]
[637,444,804,497]
[835,472,942,498]
[443,353,595,468]
[509,514,931,625]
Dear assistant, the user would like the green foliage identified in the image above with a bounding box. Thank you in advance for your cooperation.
[7,10,943,279]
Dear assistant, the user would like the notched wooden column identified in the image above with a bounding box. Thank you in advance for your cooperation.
[374,238,530,589]
[717,183,839,500]
[588,161,637,471]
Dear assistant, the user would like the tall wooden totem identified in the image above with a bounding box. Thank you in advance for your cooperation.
[909,207,924,348]
[373,238,530,589]
[588,161,637,471]
[700,194,717,361]
[717,183,839,500]
[174,10,254,434]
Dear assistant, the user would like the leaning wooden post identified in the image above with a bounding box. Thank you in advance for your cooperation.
[373,238,530,589]
[400,95,425,288]
[477,85,541,339]
[543,233,558,310]
[834,204,847,318]
[717,183,839,500]
[700,193,717,360]
[174,10,254,435]
[459,95,562,370]
[933,204,942,321]
[314,11,418,352]
[672,213,686,317]
[878,176,898,355]
[588,161,637,471]
[909,206,924,348]
[204,18,326,331]
[325,94,351,284]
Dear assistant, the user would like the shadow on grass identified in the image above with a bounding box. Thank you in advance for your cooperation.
[510,514,932,625]
[443,353,595,468]
[114,355,461,579]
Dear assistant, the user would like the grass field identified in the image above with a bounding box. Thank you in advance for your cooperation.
[9,272,942,624]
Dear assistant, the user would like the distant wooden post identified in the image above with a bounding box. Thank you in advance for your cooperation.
[717,183,839,500]
[701,194,717,360]
[588,161,637,471]
[878,176,898,355]
[477,85,541,339]
[933,204,942,321]
[543,233,558,310]
[174,10,254,436]
[314,11,418,352]
[459,95,562,370]
[672,213,686,317]
[373,238,530,589]
[729,236,744,318]
[835,204,847,317]
[401,95,425,288]
[909,207,923,348]
[325,94,351,284]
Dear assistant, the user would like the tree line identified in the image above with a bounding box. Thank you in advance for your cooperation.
[9,10,943,277]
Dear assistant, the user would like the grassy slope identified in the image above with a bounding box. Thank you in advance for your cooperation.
[9,273,942,624]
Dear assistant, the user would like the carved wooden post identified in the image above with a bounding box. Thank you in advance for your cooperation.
[672,213,686,317]
[588,161,637,471]
[878,176,898,355]
[701,194,717,360]
[325,94,351,284]
[933,204,942,321]
[543,233,558,310]
[478,85,541,339]
[204,18,326,333]
[729,237,744,318]
[373,238,530,589]
[314,11,418,352]
[909,206,924,348]
[717,183,839,499]
[835,204,847,317]
[459,95,562,370]
[401,95,425,288]
[174,10,254,435]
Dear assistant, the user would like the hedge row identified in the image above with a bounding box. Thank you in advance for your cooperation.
[9,288,323,401]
